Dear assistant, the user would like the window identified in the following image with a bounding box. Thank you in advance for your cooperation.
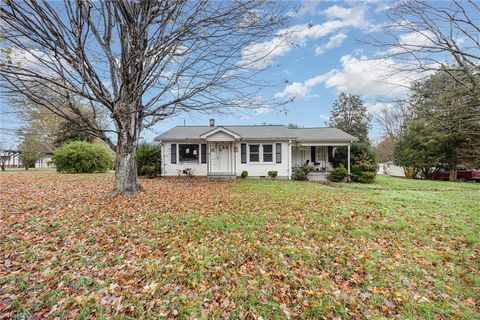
[179,144,199,162]
[241,143,247,163]
[263,144,273,162]
[249,144,259,162]
[276,143,282,163]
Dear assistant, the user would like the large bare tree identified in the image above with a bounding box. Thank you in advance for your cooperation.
[0,0,290,194]
[368,0,480,96]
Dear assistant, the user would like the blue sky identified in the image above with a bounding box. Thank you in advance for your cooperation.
[1,0,417,147]
[141,0,403,143]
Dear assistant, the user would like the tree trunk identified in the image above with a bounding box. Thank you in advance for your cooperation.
[448,162,457,182]
[112,129,144,195]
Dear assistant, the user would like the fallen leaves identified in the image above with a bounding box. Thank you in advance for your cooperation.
[0,172,479,319]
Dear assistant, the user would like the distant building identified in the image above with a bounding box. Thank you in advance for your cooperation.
[0,149,53,168]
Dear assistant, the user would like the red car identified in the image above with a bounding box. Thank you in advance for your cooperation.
[433,165,480,182]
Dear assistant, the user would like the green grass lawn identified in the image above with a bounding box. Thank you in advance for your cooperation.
[0,173,478,319]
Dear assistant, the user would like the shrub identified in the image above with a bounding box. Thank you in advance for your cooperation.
[292,164,312,181]
[182,168,194,176]
[268,170,278,178]
[52,141,113,173]
[350,152,377,183]
[136,143,162,177]
[332,142,376,169]
[327,165,348,182]
[140,164,157,178]
[241,170,248,179]
[19,150,43,170]
[355,171,376,183]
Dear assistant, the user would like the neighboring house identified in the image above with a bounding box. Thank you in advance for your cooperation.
[0,149,53,168]
[155,120,358,179]
[384,161,405,177]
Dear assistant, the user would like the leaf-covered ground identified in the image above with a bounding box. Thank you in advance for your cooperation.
[1,171,479,319]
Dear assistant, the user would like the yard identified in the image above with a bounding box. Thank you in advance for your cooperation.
[0,172,478,319]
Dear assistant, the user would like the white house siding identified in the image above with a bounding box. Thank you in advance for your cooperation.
[234,141,290,178]
[162,142,207,176]
[161,141,291,177]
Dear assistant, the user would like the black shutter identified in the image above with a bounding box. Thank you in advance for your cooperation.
[241,143,247,163]
[201,144,207,164]
[328,146,334,162]
[311,146,316,163]
[171,144,177,164]
[276,143,282,163]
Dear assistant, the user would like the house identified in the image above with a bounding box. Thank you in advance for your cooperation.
[0,149,53,169]
[155,119,358,179]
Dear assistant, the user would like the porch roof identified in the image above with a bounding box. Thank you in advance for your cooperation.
[289,128,358,142]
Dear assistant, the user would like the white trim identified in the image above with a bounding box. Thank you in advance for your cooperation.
[288,140,292,179]
[199,126,241,139]
[347,144,351,175]
[298,142,351,146]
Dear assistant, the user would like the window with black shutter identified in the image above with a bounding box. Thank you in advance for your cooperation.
[171,144,177,164]
[276,143,282,163]
[241,143,247,163]
[201,144,207,163]
[311,146,316,163]
[263,144,273,162]
[178,144,199,162]
[249,145,259,162]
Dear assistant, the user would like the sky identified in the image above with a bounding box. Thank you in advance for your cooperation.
[1,0,423,147]
[141,0,407,143]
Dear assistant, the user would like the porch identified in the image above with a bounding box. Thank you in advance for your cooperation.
[290,143,351,175]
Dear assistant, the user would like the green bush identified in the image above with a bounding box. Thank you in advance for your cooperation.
[268,170,278,178]
[52,141,113,173]
[136,143,162,177]
[354,171,376,183]
[292,164,312,181]
[350,152,377,183]
[332,142,376,169]
[241,170,248,179]
[140,164,157,178]
[327,165,348,182]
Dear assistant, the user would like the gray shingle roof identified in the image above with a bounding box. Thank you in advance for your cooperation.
[289,127,358,142]
[155,125,358,142]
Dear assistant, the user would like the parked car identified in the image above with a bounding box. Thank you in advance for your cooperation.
[433,165,480,182]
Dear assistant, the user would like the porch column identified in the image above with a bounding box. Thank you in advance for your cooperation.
[347,144,351,174]
[207,141,210,175]
[288,140,292,179]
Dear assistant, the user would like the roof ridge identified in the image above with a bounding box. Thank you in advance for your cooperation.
[289,127,337,129]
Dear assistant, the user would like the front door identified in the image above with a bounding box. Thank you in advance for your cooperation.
[212,143,231,173]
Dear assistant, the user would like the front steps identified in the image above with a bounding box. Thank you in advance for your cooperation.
[207,174,236,181]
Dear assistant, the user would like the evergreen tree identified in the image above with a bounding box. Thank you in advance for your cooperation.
[329,92,371,142]
[408,68,480,181]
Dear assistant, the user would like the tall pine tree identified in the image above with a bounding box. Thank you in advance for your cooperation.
[329,92,371,142]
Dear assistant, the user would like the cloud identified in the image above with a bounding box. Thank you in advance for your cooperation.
[314,32,348,56]
[274,73,332,100]
[322,5,368,28]
[241,4,369,68]
[382,31,435,56]
[255,106,273,114]
[321,55,422,96]
[366,102,394,113]
[319,113,330,122]
[275,54,425,99]
[298,1,321,16]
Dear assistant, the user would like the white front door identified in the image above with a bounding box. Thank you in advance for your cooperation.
[212,143,231,173]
